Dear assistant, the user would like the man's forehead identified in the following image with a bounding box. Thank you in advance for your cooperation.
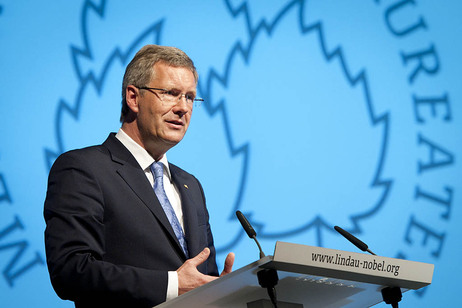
[151,62,197,87]
[152,62,192,75]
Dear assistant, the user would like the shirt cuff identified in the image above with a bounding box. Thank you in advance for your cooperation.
[166,271,179,301]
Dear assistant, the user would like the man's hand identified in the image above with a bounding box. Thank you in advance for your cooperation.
[177,248,215,295]
[220,252,235,277]
[177,248,235,295]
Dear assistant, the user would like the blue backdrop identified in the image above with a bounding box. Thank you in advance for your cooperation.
[1,0,461,307]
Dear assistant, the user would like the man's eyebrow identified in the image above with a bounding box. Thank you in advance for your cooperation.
[163,86,196,94]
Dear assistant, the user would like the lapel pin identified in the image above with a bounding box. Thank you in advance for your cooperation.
[184,184,189,189]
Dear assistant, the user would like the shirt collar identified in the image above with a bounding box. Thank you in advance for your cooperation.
[115,128,172,180]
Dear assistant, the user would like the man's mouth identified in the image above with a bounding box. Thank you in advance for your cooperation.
[166,119,184,127]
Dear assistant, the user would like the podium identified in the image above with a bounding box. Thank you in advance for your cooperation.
[155,241,434,307]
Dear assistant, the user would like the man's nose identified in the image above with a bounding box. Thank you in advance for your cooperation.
[173,95,191,114]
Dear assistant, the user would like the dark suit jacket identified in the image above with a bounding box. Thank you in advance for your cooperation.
[44,133,218,307]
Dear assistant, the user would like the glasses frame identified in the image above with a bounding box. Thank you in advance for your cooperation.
[135,86,204,107]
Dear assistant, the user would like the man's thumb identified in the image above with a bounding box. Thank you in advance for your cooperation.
[189,247,210,267]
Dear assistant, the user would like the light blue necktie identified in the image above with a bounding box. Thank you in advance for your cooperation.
[150,162,189,258]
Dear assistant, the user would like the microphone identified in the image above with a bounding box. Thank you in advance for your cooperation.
[236,210,266,258]
[334,226,376,255]
[334,226,404,308]
[236,210,278,308]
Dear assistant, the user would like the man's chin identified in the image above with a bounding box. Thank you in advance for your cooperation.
[161,134,185,146]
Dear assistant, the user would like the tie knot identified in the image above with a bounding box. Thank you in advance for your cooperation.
[151,162,164,179]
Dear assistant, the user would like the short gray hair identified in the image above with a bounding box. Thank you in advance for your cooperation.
[120,45,198,122]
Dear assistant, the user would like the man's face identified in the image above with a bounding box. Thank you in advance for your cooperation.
[136,62,196,156]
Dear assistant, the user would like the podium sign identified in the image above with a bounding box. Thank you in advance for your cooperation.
[155,242,434,307]
[270,241,433,289]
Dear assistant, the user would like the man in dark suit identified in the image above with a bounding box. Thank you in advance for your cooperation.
[44,44,234,307]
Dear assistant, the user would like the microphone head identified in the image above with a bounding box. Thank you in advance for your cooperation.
[236,210,257,238]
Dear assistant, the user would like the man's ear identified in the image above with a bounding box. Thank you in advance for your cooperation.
[126,85,140,113]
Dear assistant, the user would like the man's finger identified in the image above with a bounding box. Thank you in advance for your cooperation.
[188,247,210,267]
[220,252,235,276]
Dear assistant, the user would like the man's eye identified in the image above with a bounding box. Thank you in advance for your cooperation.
[165,90,177,97]
[185,94,195,102]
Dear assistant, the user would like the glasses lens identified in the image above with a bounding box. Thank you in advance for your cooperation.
[194,99,203,107]
[160,90,177,105]
[143,87,202,108]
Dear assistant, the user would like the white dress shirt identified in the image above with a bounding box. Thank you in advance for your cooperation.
[115,128,182,302]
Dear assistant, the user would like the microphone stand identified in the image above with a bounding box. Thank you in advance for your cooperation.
[257,268,279,308]
[381,286,402,308]
[334,225,403,308]
[236,211,279,308]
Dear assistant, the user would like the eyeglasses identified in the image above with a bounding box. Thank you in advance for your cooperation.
[136,86,204,107]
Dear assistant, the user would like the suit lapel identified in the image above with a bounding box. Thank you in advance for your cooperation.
[170,166,201,259]
[103,134,186,259]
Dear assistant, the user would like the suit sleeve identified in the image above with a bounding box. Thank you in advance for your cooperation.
[195,176,219,277]
[44,151,167,307]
